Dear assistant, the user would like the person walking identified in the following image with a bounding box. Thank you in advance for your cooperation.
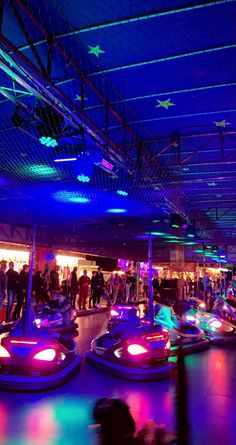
[70,267,78,307]
[0,261,7,314]
[93,267,105,308]
[6,261,19,322]
[78,270,91,310]
[12,264,29,320]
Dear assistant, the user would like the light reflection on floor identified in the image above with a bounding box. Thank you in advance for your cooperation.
[0,312,236,445]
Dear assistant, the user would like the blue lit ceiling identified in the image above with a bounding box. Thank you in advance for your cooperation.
[0,0,235,253]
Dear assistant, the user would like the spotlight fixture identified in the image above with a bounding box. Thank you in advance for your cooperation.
[117,190,128,196]
[36,105,63,147]
[40,136,58,147]
[75,155,93,183]
[77,174,90,183]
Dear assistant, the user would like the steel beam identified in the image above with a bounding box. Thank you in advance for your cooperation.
[180,135,218,164]
[0,37,132,170]
[9,0,47,76]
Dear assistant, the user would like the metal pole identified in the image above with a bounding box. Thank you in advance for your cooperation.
[135,262,140,302]
[24,223,36,334]
[148,236,154,326]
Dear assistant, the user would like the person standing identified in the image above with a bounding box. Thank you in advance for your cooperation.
[113,273,120,304]
[0,261,7,313]
[50,265,60,295]
[12,264,29,320]
[90,271,97,308]
[143,273,149,300]
[78,270,91,310]
[93,267,105,308]
[6,261,19,322]
[33,270,45,304]
[70,267,78,307]
[106,273,114,303]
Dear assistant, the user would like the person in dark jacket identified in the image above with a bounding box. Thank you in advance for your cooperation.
[50,265,60,294]
[70,267,78,307]
[92,267,105,308]
[89,271,97,308]
[33,270,45,304]
[0,261,7,312]
[12,264,29,320]
[6,261,19,322]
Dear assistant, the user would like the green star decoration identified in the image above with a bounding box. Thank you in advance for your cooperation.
[156,98,175,110]
[75,95,88,101]
[213,120,231,128]
[88,45,105,58]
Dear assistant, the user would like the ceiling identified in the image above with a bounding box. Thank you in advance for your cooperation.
[0,0,235,259]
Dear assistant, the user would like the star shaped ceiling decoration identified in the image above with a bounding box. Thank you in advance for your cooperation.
[75,95,88,101]
[88,45,105,58]
[213,120,231,128]
[156,98,175,110]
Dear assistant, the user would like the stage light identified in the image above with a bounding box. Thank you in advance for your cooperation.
[106,208,127,213]
[36,105,63,146]
[117,190,128,196]
[77,174,90,183]
[39,136,58,147]
[100,158,113,171]
[171,224,179,228]
[187,234,195,238]
[75,155,93,183]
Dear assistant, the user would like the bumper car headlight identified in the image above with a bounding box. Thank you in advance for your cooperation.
[110,309,119,317]
[127,344,148,356]
[208,319,222,329]
[33,349,56,361]
[0,345,10,358]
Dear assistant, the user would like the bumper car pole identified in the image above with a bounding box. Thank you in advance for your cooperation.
[23,223,36,335]
[148,236,154,327]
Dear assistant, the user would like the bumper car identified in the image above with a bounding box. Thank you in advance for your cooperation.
[0,311,81,391]
[154,304,209,354]
[107,305,141,330]
[183,301,236,344]
[34,305,78,334]
[86,309,176,381]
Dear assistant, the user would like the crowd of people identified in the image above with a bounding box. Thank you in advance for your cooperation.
[1,259,235,323]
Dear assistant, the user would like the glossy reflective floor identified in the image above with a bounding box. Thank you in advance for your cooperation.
[0,313,236,445]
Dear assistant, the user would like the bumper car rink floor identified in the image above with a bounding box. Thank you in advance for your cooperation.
[0,312,236,445]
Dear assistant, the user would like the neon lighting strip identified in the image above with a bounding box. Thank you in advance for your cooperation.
[107,109,236,130]
[18,1,235,51]
[11,340,38,344]
[89,44,236,76]
[112,82,236,105]
[54,157,77,162]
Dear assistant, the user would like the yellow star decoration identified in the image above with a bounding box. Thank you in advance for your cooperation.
[156,98,175,110]
[213,120,231,128]
[88,45,105,58]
